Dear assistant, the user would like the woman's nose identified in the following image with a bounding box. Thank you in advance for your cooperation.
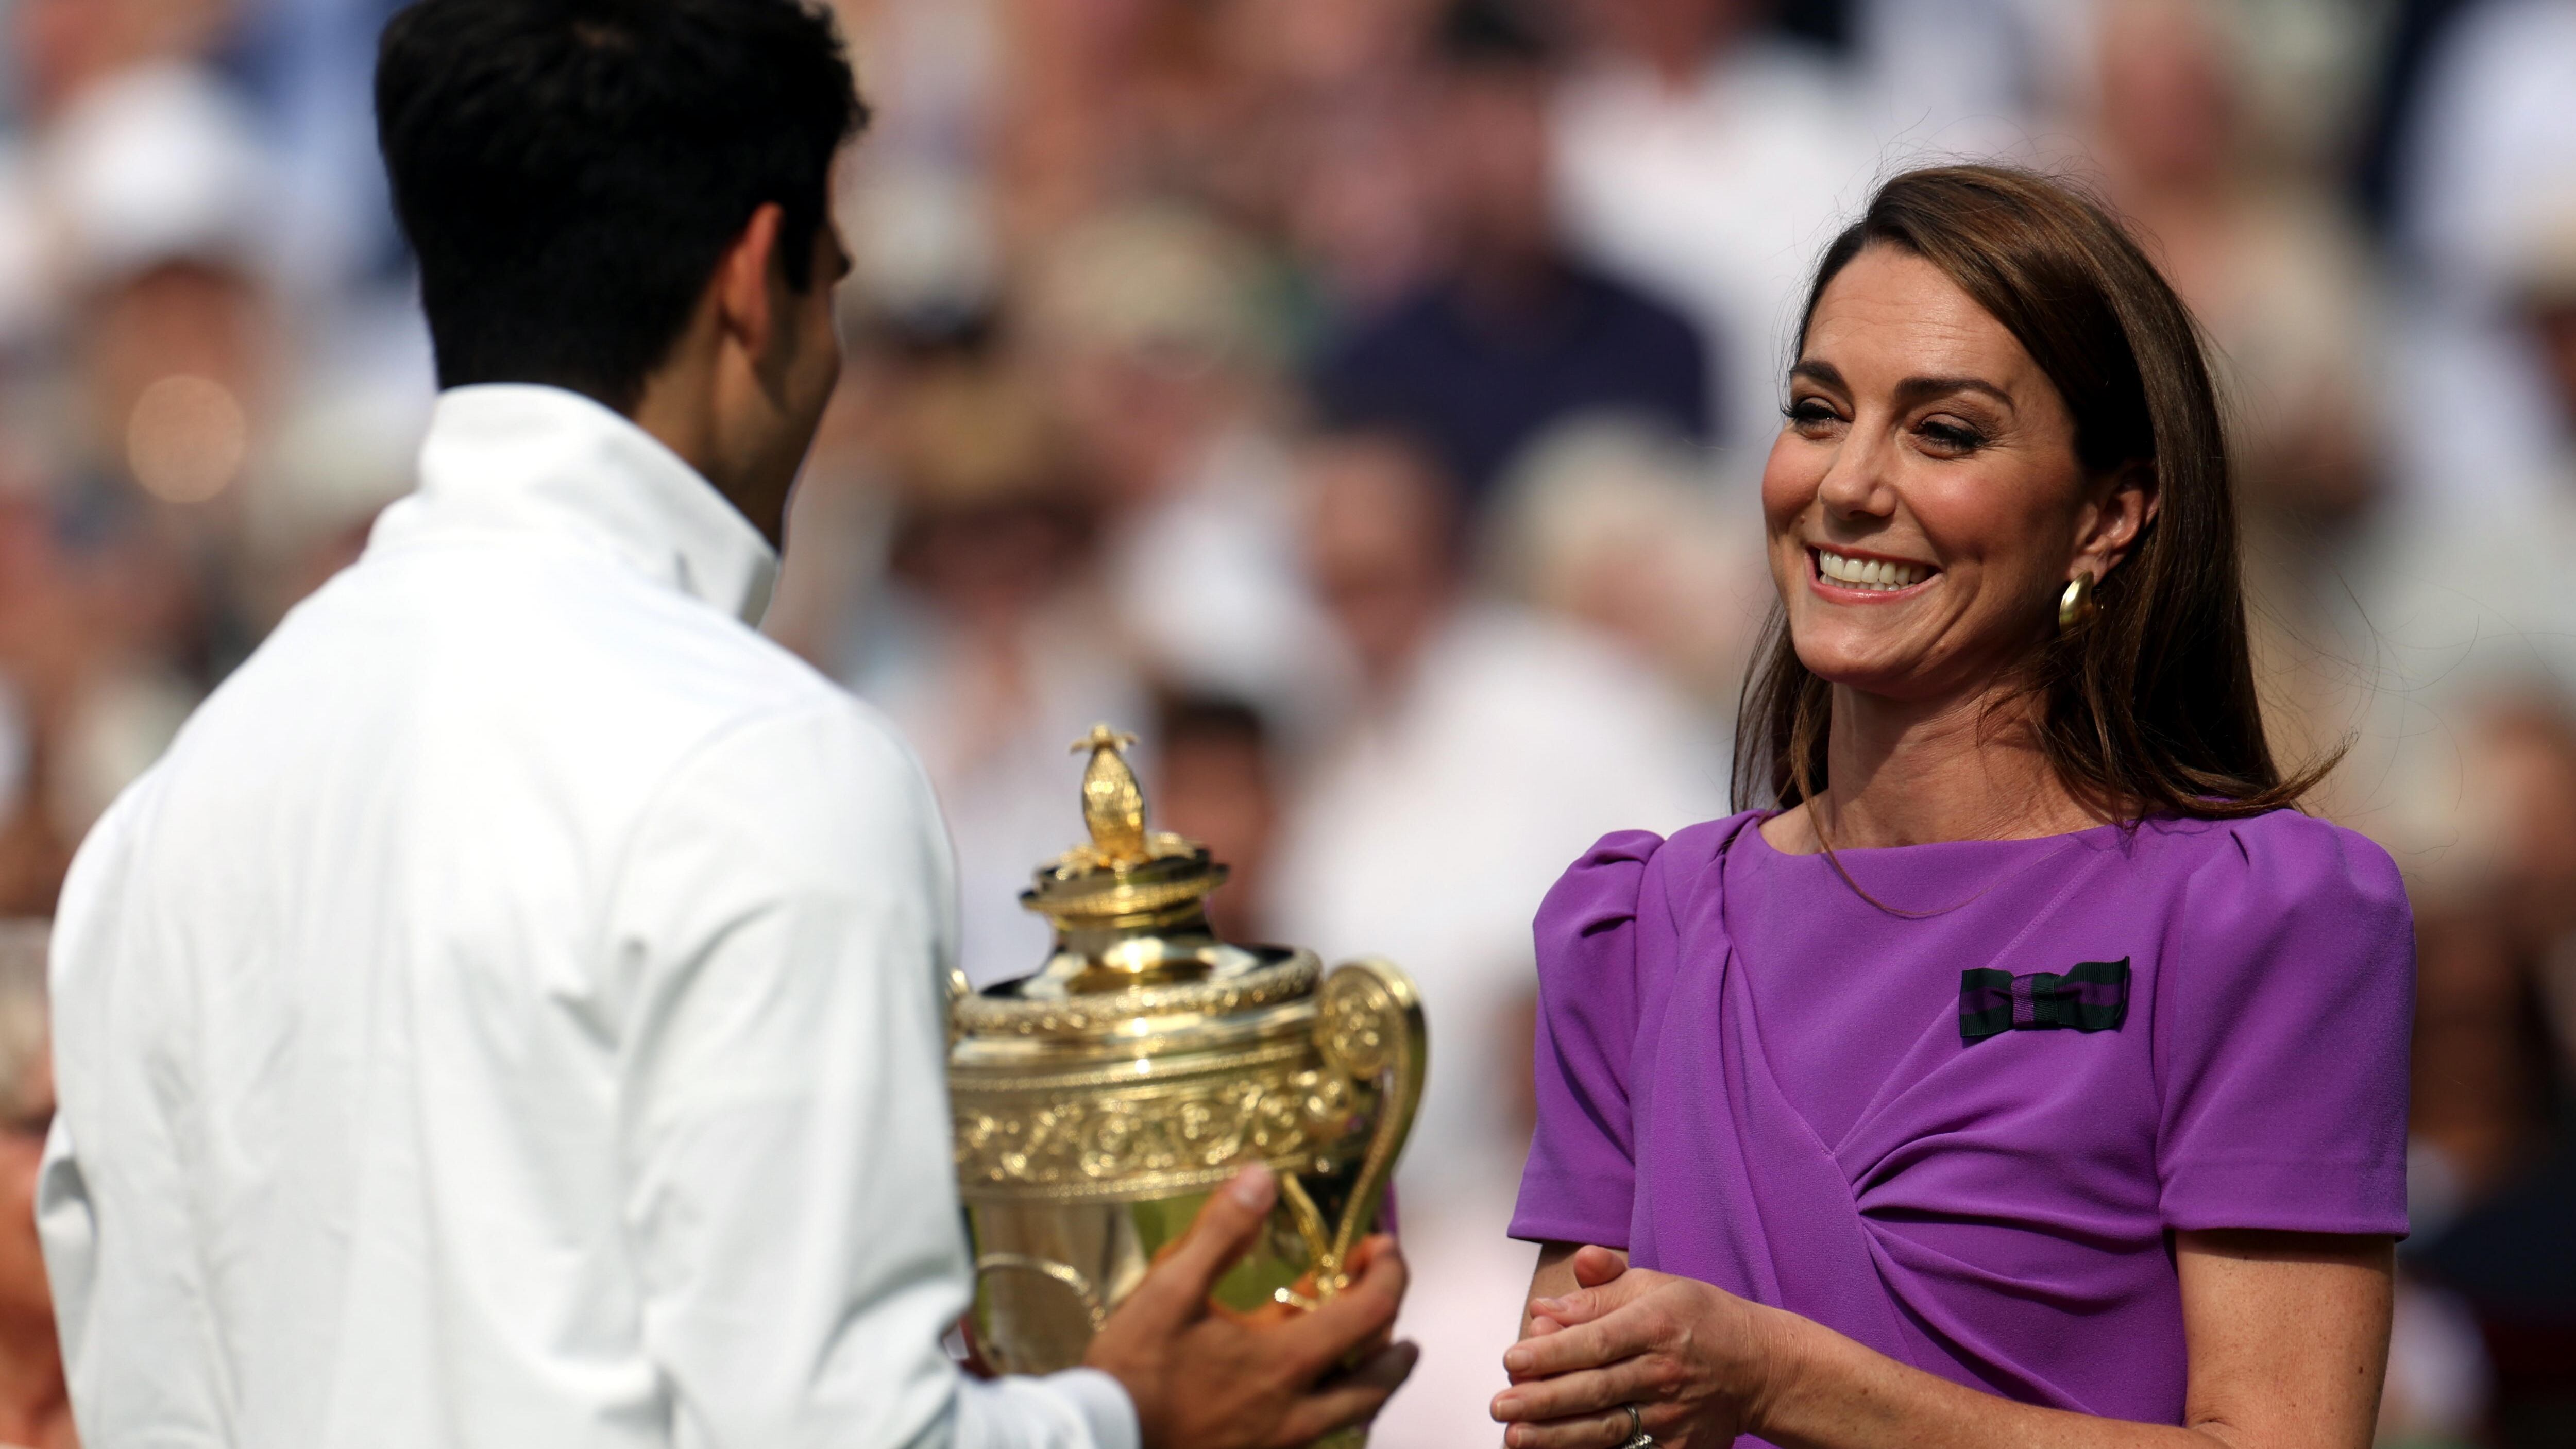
[1815,427,1895,518]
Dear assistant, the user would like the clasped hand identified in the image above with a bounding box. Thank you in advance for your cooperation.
[1490,1246,1781,1449]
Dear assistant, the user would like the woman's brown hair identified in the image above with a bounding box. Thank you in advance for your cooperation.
[1733,164,2333,821]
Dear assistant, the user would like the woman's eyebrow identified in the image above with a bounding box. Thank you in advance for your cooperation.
[1788,359,1845,391]
[1892,375,2015,412]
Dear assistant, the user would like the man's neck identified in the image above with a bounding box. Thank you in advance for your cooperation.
[0,1308,70,1445]
[628,376,790,549]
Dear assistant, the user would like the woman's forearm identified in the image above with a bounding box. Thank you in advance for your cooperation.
[1755,1310,2244,1449]
[1506,1239,2386,1449]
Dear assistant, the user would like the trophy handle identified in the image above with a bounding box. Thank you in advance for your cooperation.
[972,1251,1109,1333]
[1309,958,1428,1290]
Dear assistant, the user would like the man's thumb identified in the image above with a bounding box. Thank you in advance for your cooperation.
[1138,1164,1276,1321]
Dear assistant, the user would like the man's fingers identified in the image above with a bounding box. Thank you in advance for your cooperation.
[1342,1233,1390,1275]
[1342,1237,1400,1358]
[1274,1341,1419,1444]
[1277,1233,1409,1377]
[1128,1164,1277,1325]
[1569,1245,1627,1289]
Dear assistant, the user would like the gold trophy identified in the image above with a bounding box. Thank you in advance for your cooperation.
[949,725,1427,1438]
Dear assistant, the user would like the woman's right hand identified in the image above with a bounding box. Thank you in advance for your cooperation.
[1496,1245,1781,1449]
[1082,1164,1419,1449]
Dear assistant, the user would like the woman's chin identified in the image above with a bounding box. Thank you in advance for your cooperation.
[1790,636,1939,697]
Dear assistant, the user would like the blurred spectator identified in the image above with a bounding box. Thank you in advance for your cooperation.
[0,497,74,917]
[11,0,230,123]
[0,921,70,1449]
[0,4,266,356]
[834,337,1146,984]
[1210,0,1446,318]
[1550,0,1887,456]
[228,0,413,301]
[829,0,1008,327]
[2374,214,2576,864]
[26,57,293,839]
[2395,696,2576,1446]
[2088,0,2381,530]
[1026,204,1345,731]
[1263,428,1720,1449]
[2367,237,2576,1425]
[1236,0,1445,320]
[2382,1264,2497,1448]
[1846,0,2066,155]
[1147,692,1281,944]
[2080,0,2386,804]
[1483,416,1768,710]
[2383,0,2576,517]
[1311,0,1712,510]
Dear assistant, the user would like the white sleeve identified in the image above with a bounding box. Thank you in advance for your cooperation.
[607,703,1139,1449]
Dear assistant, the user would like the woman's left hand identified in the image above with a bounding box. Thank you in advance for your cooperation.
[1490,1246,1785,1449]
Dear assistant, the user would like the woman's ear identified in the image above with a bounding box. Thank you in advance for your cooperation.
[2078,458,2160,580]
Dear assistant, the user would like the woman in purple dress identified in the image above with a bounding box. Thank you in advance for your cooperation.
[1488,165,2408,1449]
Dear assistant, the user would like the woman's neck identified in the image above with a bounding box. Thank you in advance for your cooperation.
[1783,680,2105,851]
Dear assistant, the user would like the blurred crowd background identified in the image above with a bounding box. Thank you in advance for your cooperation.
[0,0,2570,1445]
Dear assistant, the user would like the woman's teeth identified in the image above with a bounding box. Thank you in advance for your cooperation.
[1816,549,1929,591]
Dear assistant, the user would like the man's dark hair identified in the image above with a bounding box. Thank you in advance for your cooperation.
[377,0,867,410]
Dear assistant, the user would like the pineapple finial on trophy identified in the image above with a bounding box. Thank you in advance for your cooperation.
[1071,725,1148,866]
[1060,724,1196,873]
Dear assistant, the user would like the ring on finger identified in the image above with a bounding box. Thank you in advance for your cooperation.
[1620,1402,1653,1448]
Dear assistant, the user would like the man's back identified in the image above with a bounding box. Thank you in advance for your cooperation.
[39,387,973,1445]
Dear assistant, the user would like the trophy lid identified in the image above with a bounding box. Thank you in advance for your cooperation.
[955,722,1326,1064]
[1020,724,1225,929]
[999,724,1269,999]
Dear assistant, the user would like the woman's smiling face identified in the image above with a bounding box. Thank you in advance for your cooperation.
[1761,243,2149,705]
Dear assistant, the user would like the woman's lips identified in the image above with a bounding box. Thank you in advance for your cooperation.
[1809,545,1938,599]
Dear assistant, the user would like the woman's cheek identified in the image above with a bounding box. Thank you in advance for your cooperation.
[1758,434,1820,524]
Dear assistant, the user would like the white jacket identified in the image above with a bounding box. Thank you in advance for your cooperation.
[40,384,1135,1449]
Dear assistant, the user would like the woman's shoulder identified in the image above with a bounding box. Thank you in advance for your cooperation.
[2147,808,2401,889]
[2143,807,2410,938]
[1536,812,1764,951]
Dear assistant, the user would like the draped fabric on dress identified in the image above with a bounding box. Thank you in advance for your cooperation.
[1510,811,2412,1435]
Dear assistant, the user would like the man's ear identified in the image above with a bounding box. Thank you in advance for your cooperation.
[711,202,786,364]
[2080,458,2160,580]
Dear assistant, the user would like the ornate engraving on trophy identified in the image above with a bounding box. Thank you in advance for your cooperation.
[951,1048,1373,1199]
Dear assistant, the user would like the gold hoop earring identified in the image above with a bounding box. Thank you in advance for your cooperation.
[2058,573,2097,633]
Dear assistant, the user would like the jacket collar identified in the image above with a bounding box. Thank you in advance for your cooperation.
[394,384,779,626]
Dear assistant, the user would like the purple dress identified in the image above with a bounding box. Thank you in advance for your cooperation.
[1510,810,2411,1429]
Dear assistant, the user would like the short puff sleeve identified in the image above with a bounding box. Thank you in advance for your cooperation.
[2154,812,2413,1237]
[1510,829,1666,1247]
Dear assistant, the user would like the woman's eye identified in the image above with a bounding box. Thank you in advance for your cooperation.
[1785,399,1840,431]
[1917,418,1986,453]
